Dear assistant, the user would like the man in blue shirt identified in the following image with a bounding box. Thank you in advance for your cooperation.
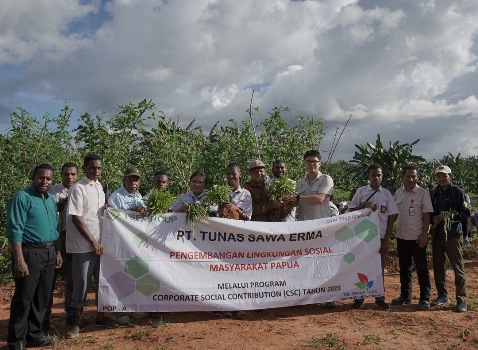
[6,163,61,349]
[108,167,146,215]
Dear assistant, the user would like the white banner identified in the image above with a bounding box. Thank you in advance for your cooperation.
[98,209,383,313]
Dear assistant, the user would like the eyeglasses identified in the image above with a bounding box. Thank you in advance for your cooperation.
[305,160,320,165]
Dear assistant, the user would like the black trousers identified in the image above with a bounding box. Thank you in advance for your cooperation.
[397,238,431,301]
[7,246,56,347]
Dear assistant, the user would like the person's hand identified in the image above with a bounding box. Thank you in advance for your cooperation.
[417,233,428,249]
[271,201,283,209]
[55,251,63,268]
[133,206,147,217]
[13,259,29,278]
[92,241,104,255]
[433,212,444,225]
[379,239,389,254]
[363,201,377,211]
[283,195,298,206]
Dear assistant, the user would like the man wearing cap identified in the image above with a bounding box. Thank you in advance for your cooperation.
[430,165,470,312]
[243,160,281,221]
[108,167,146,215]
[107,168,147,322]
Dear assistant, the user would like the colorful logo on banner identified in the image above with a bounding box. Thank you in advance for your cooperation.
[354,273,374,291]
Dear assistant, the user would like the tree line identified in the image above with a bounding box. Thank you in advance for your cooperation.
[1,99,477,281]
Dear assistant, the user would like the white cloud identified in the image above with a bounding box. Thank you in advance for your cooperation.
[0,0,477,162]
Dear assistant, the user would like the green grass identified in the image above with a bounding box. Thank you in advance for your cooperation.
[305,333,346,349]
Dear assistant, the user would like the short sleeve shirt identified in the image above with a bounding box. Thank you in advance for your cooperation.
[49,183,68,231]
[296,172,334,221]
[66,176,105,253]
[172,191,205,212]
[394,185,433,240]
[229,186,253,220]
[350,185,399,238]
[108,186,144,210]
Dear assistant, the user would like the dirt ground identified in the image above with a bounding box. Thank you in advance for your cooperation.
[1,244,477,350]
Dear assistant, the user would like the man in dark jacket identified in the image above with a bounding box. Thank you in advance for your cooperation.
[430,165,470,312]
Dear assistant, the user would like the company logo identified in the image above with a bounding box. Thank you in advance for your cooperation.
[106,208,121,221]
[354,273,374,291]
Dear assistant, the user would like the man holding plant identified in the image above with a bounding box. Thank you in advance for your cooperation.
[267,160,296,222]
[430,165,470,312]
[243,160,281,221]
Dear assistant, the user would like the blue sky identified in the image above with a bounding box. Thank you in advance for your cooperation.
[1,0,477,162]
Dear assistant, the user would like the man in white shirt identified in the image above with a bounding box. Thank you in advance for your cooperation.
[66,154,117,338]
[349,163,398,310]
[392,164,433,311]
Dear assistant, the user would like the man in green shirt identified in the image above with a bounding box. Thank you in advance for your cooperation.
[6,163,62,350]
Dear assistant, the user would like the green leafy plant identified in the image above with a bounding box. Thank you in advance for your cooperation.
[205,185,231,206]
[147,189,176,214]
[267,177,295,221]
[187,202,208,233]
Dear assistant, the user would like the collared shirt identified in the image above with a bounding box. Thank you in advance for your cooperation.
[243,181,270,221]
[350,184,398,238]
[108,186,144,210]
[296,172,334,221]
[229,186,253,220]
[49,183,69,232]
[66,176,105,253]
[266,177,297,222]
[6,185,58,243]
[394,185,433,240]
[172,191,206,212]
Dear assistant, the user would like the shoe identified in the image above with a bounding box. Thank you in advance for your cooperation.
[391,296,412,305]
[132,312,149,319]
[26,335,54,347]
[222,311,233,317]
[375,300,390,310]
[7,340,26,350]
[455,301,467,313]
[236,311,246,317]
[112,314,130,325]
[65,324,80,339]
[430,296,450,307]
[209,311,222,317]
[417,300,430,311]
[351,300,364,309]
[325,302,336,308]
[95,318,119,328]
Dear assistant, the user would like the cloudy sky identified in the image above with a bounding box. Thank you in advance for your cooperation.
[1,0,477,162]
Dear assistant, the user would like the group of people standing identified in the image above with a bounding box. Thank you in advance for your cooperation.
[5,150,472,349]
